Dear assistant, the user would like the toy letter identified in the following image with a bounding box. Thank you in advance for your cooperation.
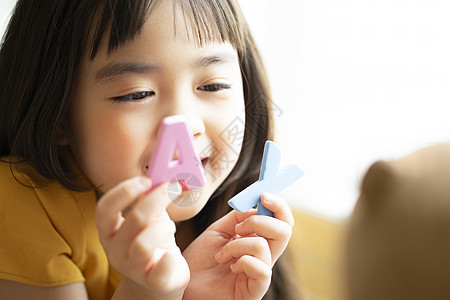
[228,141,304,217]
[146,115,205,190]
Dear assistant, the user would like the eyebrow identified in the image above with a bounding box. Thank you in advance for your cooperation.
[94,53,236,83]
[94,62,160,83]
[192,53,237,69]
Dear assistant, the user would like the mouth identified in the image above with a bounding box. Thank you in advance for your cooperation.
[175,157,209,192]
[200,157,209,169]
[145,155,209,189]
[177,179,190,192]
[145,152,209,169]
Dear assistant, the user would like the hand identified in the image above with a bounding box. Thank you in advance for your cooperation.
[182,193,294,300]
[95,177,189,300]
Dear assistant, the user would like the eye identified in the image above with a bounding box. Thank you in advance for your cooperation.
[113,91,155,103]
[197,83,231,92]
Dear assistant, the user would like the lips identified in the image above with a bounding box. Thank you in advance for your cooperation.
[146,154,208,169]
[173,157,208,192]
[146,154,210,189]
[201,157,209,169]
[177,179,190,192]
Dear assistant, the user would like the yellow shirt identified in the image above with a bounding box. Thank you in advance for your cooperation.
[0,159,121,300]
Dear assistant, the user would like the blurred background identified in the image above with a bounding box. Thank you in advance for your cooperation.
[237,2,450,298]
[1,1,449,299]
[238,0,450,220]
[2,0,448,219]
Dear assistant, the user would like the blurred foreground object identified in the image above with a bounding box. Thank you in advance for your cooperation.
[346,142,450,300]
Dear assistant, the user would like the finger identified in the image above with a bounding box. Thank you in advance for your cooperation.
[207,209,256,238]
[96,176,152,238]
[144,248,190,294]
[235,214,292,242]
[231,256,272,300]
[215,236,271,266]
[234,214,292,265]
[260,193,295,227]
[113,183,173,248]
[234,209,257,223]
[126,218,176,270]
[134,181,173,218]
[230,255,272,281]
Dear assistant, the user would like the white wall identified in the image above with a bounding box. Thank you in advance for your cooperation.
[1,1,449,220]
[239,0,450,219]
[0,0,15,36]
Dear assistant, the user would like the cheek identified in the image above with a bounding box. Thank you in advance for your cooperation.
[94,119,139,164]
[212,96,246,153]
[96,116,142,153]
[70,108,152,190]
[203,96,245,185]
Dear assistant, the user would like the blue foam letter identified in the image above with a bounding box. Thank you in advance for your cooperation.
[228,141,304,217]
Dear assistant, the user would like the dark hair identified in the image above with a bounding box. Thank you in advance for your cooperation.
[0,0,298,298]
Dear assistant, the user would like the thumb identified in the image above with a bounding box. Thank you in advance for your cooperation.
[133,180,179,219]
[208,209,256,237]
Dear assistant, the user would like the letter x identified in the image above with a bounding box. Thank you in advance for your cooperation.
[228,141,304,217]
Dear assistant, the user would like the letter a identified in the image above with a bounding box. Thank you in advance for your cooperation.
[146,115,205,190]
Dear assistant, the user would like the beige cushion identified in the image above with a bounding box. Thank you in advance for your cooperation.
[346,142,450,300]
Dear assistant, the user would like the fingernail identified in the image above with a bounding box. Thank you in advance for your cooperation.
[263,193,275,203]
[215,251,223,261]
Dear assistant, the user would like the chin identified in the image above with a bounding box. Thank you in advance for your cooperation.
[166,196,208,222]
[165,180,217,221]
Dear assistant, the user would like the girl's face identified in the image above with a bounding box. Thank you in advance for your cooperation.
[66,1,245,221]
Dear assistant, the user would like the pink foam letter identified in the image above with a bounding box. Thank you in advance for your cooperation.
[146,115,205,190]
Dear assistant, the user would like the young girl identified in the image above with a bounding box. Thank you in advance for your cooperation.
[0,0,298,299]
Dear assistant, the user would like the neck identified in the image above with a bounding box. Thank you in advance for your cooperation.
[175,220,196,252]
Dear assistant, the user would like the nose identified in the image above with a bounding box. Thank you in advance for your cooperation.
[186,111,205,139]
[165,92,205,139]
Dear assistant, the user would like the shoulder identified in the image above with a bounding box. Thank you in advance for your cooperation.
[0,159,57,224]
[0,159,38,200]
[0,159,81,218]
[0,157,94,208]
[0,158,97,286]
